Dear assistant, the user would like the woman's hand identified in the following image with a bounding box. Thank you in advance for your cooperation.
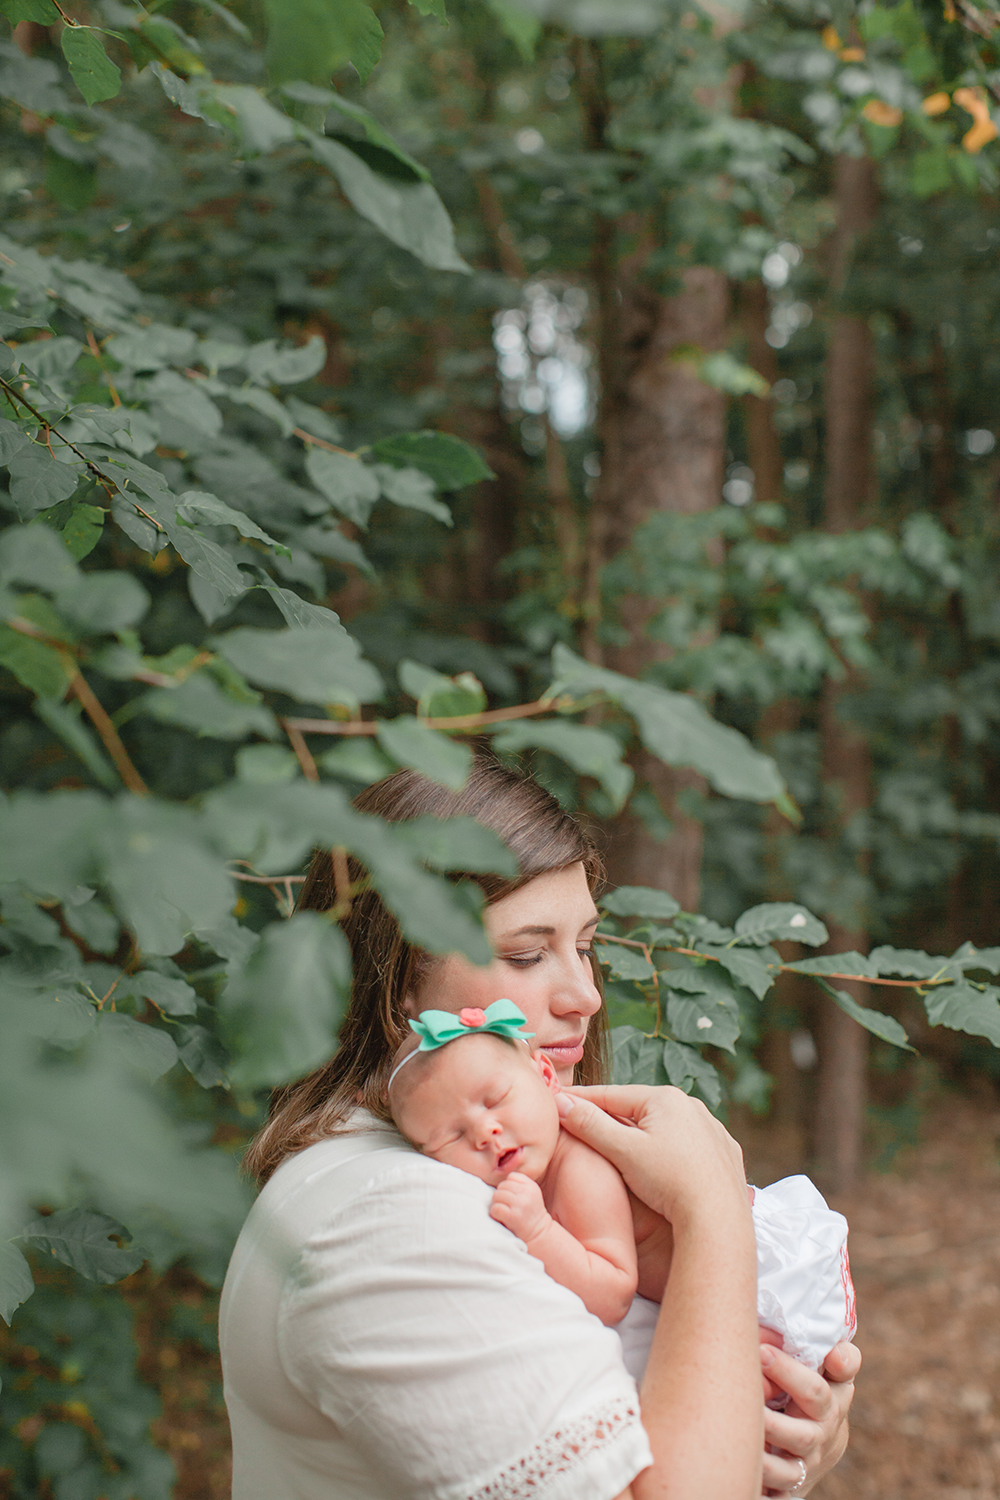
[759,1340,860,1496]
[557,1084,748,1226]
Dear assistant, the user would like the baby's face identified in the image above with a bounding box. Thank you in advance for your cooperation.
[394,1035,561,1188]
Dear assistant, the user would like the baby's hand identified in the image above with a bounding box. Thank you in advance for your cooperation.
[491,1172,550,1244]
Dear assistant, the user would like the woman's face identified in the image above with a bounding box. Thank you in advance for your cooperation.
[410,861,602,1085]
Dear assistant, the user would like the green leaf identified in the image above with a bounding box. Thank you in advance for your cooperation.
[785,951,877,978]
[319,737,395,785]
[823,985,914,1050]
[492,719,633,810]
[97,799,235,956]
[924,982,1000,1048]
[127,970,198,1018]
[0,1240,34,1325]
[60,27,123,107]
[666,989,740,1054]
[0,626,70,699]
[0,521,80,593]
[263,0,384,85]
[398,660,487,719]
[409,0,447,19]
[610,1025,667,1085]
[0,0,59,22]
[20,1208,142,1284]
[389,815,518,875]
[481,0,541,59]
[56,573,149,634]
[245,336,327,386]
[34,695,119,791]
[220,912,351,1089]
[306,131,469,273]
[662,1038,722,1110]
[283,84,431,182]
[376,716,473,790]
[733,903,827,948]
[374,463,453,524]
[699,944,778,1000]
[672,345,769,398]
[212,624,383,709]
[104,324,198,372]
[305,448,381,526]
[599,942,656,981]
[141,673,279,741]
[600,885,681,919]
[549,645,788,806]
[97,1012,179,1078]
[0,416,29,464]
[175,1022,229,1089]
[370,430,494,489]
[60,503,105,561]
[6,445,82,519]
[62,893,119,955]
[236,743,299,784]
[176,491,289,557]
[44,148,97,211]
[868,946,949,979]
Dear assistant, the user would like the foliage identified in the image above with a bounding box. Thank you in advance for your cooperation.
[1,0,999,1492]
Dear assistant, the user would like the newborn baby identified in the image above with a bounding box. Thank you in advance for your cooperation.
[388,1002,856,1377]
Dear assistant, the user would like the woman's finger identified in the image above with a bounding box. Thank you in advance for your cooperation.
[822,1340,862,1384]
[761,1445,813,1495]
[561,1084,653,1122]
[763,1404,822,1461]
[760,1346,835,1422]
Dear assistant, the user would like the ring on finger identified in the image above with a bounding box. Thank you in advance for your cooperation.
[789,1458,808,1495]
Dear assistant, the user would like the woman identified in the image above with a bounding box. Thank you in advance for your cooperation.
[222,757,858,1499]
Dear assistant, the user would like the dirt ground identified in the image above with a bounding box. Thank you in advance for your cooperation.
[144,1089,1000,1500]
[743,1091,1000,1500]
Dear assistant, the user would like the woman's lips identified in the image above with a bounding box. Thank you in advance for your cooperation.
[540,1038,585,1067]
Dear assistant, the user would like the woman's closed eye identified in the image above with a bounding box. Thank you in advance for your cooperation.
[504,950,544,968]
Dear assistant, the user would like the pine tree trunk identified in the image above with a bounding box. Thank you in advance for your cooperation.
[588,270,729,909]
[814,154,878,1192]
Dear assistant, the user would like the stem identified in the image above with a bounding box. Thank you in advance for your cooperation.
[0,374,123,509]
[283,719,319,780]
[66,665,149,795]
[283,695,572,738]
[594,932,954,990]
[291,427,357,457]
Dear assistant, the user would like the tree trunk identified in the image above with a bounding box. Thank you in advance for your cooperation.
[739,279,783,505]
[589,270,729,910]
[813,153,878,1193]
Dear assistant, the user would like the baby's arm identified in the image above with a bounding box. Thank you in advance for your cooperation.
[490,1138,637,1326]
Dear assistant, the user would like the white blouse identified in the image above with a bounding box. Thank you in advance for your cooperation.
[220,1114,653,1500]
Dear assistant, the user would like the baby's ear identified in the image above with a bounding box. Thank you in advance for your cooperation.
[533,1052,560,1093]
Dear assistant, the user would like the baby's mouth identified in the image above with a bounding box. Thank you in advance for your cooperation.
[497,1146,521,1172]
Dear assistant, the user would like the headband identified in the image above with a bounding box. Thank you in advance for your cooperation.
[387,1000,535,1092]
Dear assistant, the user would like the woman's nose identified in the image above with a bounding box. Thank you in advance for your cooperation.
[550,957,602,1017]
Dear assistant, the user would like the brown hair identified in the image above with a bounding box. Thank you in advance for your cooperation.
[243,753,607,1183]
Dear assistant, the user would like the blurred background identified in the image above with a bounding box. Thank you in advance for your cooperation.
[2,0,1000,1494]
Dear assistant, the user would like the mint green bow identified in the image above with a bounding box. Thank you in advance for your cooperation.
[408,999,534,1052]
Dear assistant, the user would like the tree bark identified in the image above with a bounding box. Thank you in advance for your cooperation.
[813,153,878,1193]
[739,279,783,505]
[590,270,730,910]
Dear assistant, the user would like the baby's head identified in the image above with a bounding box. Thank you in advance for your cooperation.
[388,1015,561,1188]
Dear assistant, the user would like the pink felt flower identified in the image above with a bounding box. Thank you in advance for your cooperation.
[459,1007,487,1028]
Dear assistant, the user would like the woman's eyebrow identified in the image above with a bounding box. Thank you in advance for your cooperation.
[499,913,600,940]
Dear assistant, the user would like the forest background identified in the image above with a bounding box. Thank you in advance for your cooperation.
[1,0,1000,1493]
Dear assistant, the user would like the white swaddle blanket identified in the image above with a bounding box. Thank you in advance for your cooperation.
[615,1174,856,1387]
[752,1173,856,1370]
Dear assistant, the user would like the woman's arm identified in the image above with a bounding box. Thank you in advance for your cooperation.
[558,1086,764,1500]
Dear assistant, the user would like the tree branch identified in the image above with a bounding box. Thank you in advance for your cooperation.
[283,695,572,737]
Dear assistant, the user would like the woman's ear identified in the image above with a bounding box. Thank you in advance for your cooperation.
[403,991,418,1019]
[534,1052,560,1093]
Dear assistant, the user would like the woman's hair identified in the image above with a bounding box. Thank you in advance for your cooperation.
[243,753,607,1183]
